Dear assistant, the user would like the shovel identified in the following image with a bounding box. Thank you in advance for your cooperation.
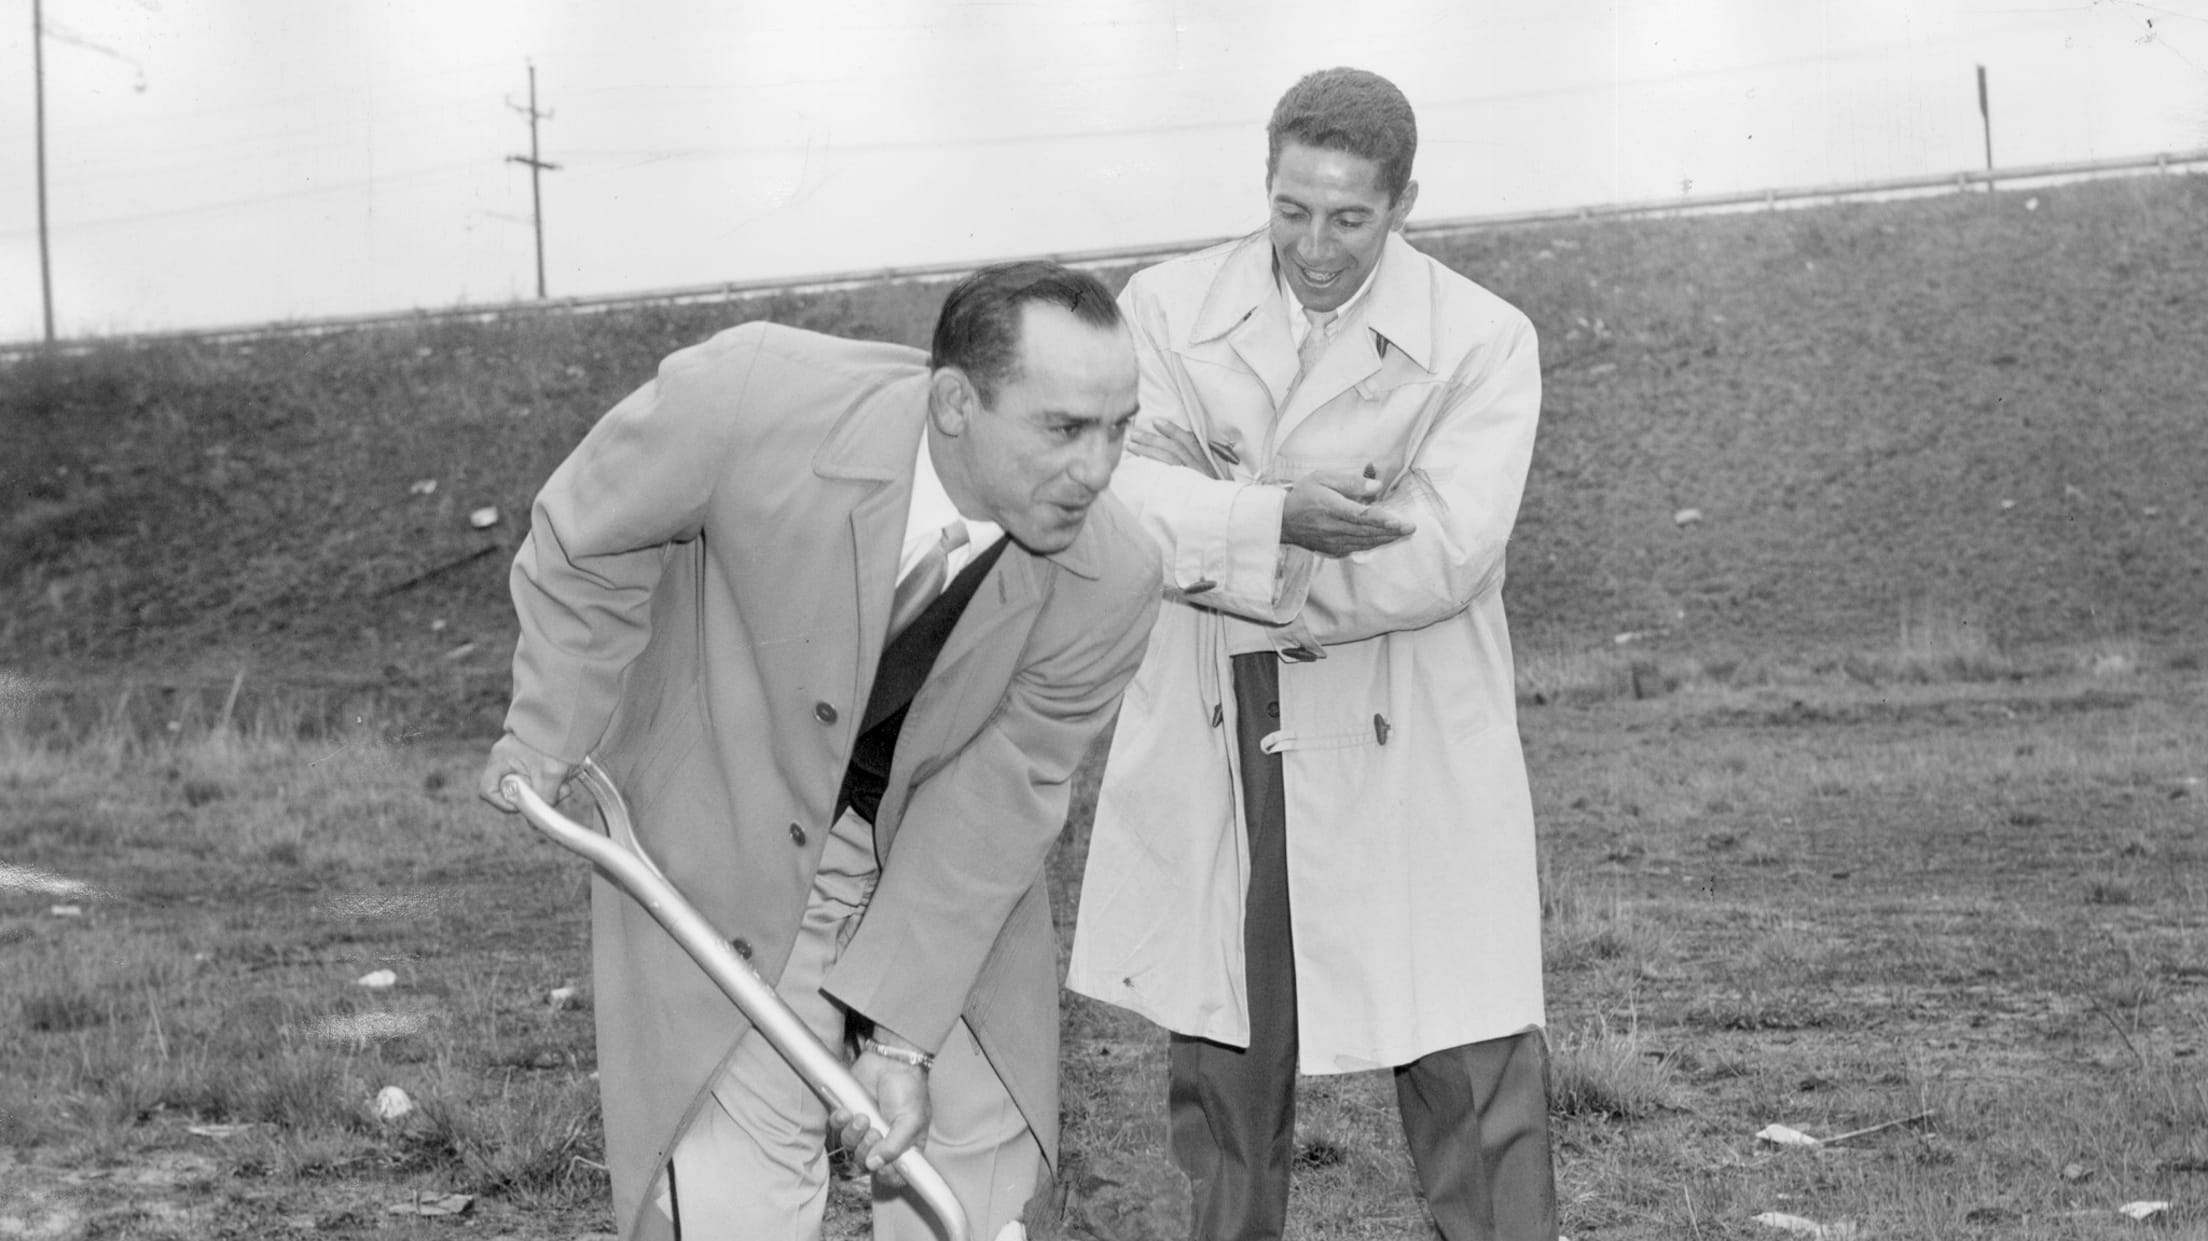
[502,760,971,1241]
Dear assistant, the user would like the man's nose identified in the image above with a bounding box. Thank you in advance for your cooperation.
[1069,435,1117,491]
[1295,218,1332,260]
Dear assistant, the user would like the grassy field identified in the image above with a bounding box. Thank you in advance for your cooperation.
[4,655,2203,1238]
[4,172,2207,1237]
[4,173,2205,707]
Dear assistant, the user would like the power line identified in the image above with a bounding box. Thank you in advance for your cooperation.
[0,160,484,235]
[36,13,146,90]
[34,57,520,139]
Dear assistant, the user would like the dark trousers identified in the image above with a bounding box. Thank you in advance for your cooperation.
[1168,653,1558,1241]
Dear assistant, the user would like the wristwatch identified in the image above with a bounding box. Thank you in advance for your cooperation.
[859,1035,934,1072]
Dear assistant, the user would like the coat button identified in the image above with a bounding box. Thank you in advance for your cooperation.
[1209,703,1224,728]
[1373,713,1392,745]
[788,822,807,846]
[1181,577,1217,595]
[730,937,753,960]
[1265,701,1279,720]
[814,701,837,724]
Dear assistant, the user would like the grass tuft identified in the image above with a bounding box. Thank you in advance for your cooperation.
[18,990,108,1033]
[1548,1020,1678,1120]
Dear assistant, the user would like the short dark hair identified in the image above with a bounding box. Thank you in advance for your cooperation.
[930,261,1121,406]
[1266,68,1418,203]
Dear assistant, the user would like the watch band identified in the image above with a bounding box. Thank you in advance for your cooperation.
[859,1036,934,1072]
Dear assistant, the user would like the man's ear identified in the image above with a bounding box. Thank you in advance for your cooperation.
[928,369,976,436]
[1390,179,1420,233]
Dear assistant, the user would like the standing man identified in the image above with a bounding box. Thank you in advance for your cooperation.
[1068,69,1557,1240]
[480,261,1160,1241]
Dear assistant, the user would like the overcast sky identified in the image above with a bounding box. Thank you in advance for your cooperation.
[2,0,2204,341]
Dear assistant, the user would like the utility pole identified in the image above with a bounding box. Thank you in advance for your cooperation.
[33,0,54,342]
[1976,64,1994,177]
[506,61,559,300]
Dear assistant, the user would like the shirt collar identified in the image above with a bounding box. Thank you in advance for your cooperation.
[905,426,1003,578]
[1276,245,1382,344]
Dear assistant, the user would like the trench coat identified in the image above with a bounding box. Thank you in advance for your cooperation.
[1066,231,1545,1074]
[498,322,1159,1239]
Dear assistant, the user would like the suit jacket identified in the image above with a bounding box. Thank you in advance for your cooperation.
[1069,230,1547,1072]
[499,322,1160,1238]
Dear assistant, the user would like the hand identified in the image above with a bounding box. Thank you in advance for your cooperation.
[1126,420,1223,479]
[476,733,573,813]
[1281,467,1416,557]
[838,1048,932,1185]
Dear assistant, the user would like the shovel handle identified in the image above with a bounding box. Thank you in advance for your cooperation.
[502,763,970,1241]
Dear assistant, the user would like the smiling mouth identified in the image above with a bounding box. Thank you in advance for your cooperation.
[1298,264,1344,289]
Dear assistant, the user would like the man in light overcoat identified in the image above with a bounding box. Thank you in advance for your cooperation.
[481,262,1160,1241]
[1067,69,1558,1240]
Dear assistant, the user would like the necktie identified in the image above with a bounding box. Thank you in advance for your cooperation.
[887,521,969,641]
[1297,308,1338,376]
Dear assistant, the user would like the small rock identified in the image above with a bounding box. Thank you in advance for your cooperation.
[409,479,438,496]
[1673,507,1703,528]
[1756,1123,1823,1148]
[356,969,398,989]
[373,1085,414,1121]
[2061,1161,2092,1182]
[469,506,500,529]
[549,986,583,1010]
[2118,1201,2169,1222]
[1752,1212,1856,1239]
[49,904,83,918]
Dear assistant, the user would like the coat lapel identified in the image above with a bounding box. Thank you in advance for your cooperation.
[1179,234,1299,415]
[1170,232,1443,456]
[871,497,1117,854]
[920,505,1104,728]
[814,372,931,702]
[1275,232,1437,446]
[931,544,1047,689]
[872,543,1046,856]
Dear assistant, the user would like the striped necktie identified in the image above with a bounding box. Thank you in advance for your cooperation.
[1297,308,1338,376]
[888,521,969,641]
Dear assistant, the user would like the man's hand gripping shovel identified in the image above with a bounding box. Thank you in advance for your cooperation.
[501,760,972,1241]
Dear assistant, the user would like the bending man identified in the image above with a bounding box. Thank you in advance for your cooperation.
[483,261,1160,1241]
